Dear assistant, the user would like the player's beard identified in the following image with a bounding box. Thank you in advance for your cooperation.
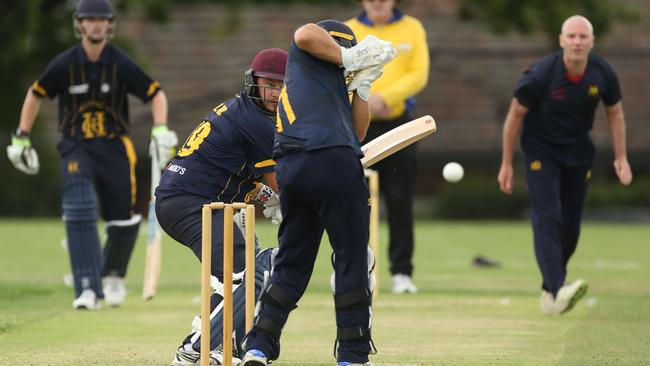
[87,34,105,44]
[81,24,108,44]
[264,100,279,114]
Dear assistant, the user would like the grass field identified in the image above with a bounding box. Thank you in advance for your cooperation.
[1,218,649,365]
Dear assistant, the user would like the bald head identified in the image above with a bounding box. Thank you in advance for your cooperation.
[559,15,594,67]
[561,15,593,36]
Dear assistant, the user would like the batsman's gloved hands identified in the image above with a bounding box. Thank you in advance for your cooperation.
[150,125,178,170]
[348,64,384,101]
[263,204,282,225]
[6,129,39,175]
[341,35,397,72]
[251,183,283,225]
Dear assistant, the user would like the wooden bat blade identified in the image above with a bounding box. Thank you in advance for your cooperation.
[142,227,162,300]
[143,152,163,300]
[360,115,436,168]
[143,196,163,300]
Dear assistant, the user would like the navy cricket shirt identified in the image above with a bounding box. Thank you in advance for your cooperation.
[32,43,160,140]
[156,93,276,202]
[514,51,621,165]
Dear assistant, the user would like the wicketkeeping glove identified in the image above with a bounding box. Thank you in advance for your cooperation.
[251,183,282,225]
[341,35,397,72]
[150,125,178,170]
[6,130,39,175]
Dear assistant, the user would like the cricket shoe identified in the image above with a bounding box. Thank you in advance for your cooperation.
[171,345,241,366]
[391,274,417,294]
[241,349,268,366]
[337,362,374,366]
[555,279,588,314]
[539,290,558,315]
[72,289,101,310]
[103,275,126,307]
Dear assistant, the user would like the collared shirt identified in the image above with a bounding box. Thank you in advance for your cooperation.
[32,43,161,139]
[156,93,276,201]
[514,51,621,165]
[274,41,361,156]
[346,9,429,119]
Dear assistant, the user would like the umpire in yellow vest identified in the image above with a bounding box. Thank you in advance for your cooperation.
[346,0,429,294]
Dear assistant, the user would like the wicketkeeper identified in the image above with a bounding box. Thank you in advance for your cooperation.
[155,48,288,366]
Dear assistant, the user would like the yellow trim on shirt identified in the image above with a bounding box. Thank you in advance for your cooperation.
[147,81,161,97]
[329,31,354,41]
[120,136,138,207]
[32,81,47,97]
[254,159,277,168]
[279,86,296,124]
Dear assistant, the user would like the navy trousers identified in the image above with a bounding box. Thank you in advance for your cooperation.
[524,149,590,295]
[245,146,372,363]
[155,194,248,279]
[364,113,416,276]
[58,137,138,296]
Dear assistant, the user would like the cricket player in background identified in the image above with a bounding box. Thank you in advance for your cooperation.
[6,0,177,310]
[347,0,429,294]
[155,48,288,365]
[241,20,395,366]
[498,15,633,315]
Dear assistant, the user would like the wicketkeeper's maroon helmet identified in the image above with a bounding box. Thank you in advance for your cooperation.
[244,48,288,114]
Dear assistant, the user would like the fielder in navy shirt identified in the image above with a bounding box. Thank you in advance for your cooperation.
[498,15,633,316]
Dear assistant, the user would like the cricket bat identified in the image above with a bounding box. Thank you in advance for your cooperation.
[360,115,436,168]
[142,151,163,300]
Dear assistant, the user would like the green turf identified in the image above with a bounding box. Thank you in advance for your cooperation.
[0,219,649,365]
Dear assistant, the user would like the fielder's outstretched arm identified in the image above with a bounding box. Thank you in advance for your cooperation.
[18,89,43,134]
[605,102,633,185]
[498,97,528,194]
[150,90,168,127]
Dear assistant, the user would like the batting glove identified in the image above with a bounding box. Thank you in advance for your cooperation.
[355,82,372,101]
[263,204,282,225]
[341,35,397,72]
[6,129,39,175]
[348,64,384,101]
[150,125,178,170]
[250,183,283,225]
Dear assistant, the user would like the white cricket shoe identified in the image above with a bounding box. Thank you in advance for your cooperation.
[241,349,267,366]
[539,279,588,315]
[539,290,557,315]
[391,274,417,294]
[337,362,374,366]
[72,289,101,310]
[103,276,126,307]
[171,345,240,366]
[555,279,588,314]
